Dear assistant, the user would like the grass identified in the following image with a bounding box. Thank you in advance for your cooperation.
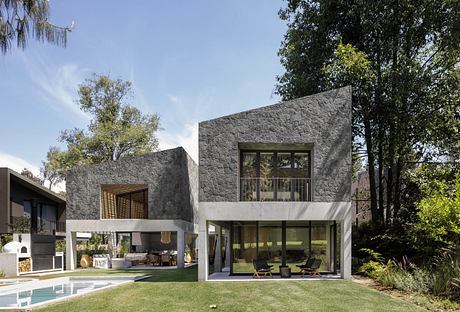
[35,266,427,312]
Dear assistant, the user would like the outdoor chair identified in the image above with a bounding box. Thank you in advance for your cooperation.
[147,254,160,266]
[161,252,171,266]
[252,259,273,278]
[300,259,322,277]
[296,258,315,271]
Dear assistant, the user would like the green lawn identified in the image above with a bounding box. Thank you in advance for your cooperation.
[38,266,426,312]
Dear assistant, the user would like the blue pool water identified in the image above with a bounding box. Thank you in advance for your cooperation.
[0,277,132,309]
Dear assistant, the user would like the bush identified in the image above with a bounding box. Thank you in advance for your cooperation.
[359,248,460,301]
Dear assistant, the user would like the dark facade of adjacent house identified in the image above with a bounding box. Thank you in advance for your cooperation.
[0,168,66,271]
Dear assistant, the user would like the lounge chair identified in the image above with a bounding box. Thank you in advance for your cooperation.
[252,259,273,278]
[296,258,315,271]
[300,259,322,277]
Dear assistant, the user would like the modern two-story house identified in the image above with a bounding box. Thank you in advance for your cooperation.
[197,87,352,280]
[65,147,198,270]
[0,168,66,273]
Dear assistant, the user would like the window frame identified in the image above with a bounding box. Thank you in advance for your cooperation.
[239,150,312,202]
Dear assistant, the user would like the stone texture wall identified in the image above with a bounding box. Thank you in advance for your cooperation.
[199,87,352,202]
[66,147,198,221]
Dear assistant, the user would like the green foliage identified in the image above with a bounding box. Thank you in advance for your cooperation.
[0,0,72,54]
[56,240,66,253]
[41,147,64,191]
[0,234,12,249]
[277,0,460,225]
[0,269,5,278]
[359,248,460,300]
[416,175,460,244]
[43,74,160,182]
[8,216,30,233]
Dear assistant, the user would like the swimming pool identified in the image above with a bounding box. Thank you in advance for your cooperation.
[0,276,146,309]
[0,279,36,286]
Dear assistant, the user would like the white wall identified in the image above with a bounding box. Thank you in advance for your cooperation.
[0,253,18,277]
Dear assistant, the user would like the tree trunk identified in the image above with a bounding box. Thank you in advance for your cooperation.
[393,158,402,219]
[364,115,378,224]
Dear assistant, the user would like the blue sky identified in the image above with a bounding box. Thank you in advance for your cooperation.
[0,0,287,183]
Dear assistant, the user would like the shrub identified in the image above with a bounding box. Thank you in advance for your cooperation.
[359,248,460,301]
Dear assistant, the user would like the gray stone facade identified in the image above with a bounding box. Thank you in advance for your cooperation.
[66,147,198,222]
[199,86,352,203]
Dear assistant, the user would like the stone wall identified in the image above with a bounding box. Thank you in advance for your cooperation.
[66,147,198,222]
[199,87,352,202]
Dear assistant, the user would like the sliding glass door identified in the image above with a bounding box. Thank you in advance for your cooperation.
[231,221,336,275]
[258,222,282,273]
[286,221,310,273]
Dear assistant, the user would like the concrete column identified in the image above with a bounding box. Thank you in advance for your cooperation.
[177,230,185,269]
[214,225,222,273]
[66,231,77,270]
[198,218,208,281]
[340,203,352,279]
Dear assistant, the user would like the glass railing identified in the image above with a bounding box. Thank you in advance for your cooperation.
[240,177,312,201]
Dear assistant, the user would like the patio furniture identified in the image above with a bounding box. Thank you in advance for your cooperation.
[147,254,160,266]
[93,254,111,269]
[300,259,322,277]
[161,252,171,266]
[252,259,273,278]
[111,258,132,269]
[296,258,315,271]
[124,253,148,265]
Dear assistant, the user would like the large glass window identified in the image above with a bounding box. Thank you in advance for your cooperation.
[258,222,282,273]
[232,222,257,273]
[286,221,310,272]
[231,221,335,275]
[240,151,311,201]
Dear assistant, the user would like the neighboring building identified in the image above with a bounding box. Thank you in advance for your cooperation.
[197,87,352,280]
[65,147,198,270]
[0,168,66,273]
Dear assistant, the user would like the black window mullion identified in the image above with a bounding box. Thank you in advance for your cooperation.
[290,152,295,201]
[239,152,243,201]
[281,221,286,266]
[273,152,277,201]
[308,221,312,258]
[256,152,260,201]
[256,221,259,260]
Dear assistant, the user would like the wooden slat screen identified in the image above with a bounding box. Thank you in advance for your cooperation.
[101,185,148,219]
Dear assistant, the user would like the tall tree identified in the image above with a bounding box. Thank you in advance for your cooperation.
[43,74,160,182]
[40,146,63,190]
[277,0,460,225]
[20,168,43,185]
[0,0,73,54]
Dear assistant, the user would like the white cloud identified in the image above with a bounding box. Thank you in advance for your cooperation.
[158,123,198,162]
[22,54,90,121]
[0,152,40,176]
[168,94,182,105]
[0,152,65,193]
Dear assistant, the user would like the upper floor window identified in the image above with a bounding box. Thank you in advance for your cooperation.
[240,151,311,201]
[101,184,148,219]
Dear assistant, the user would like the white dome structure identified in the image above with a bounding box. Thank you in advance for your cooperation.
[3,241,28,254]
